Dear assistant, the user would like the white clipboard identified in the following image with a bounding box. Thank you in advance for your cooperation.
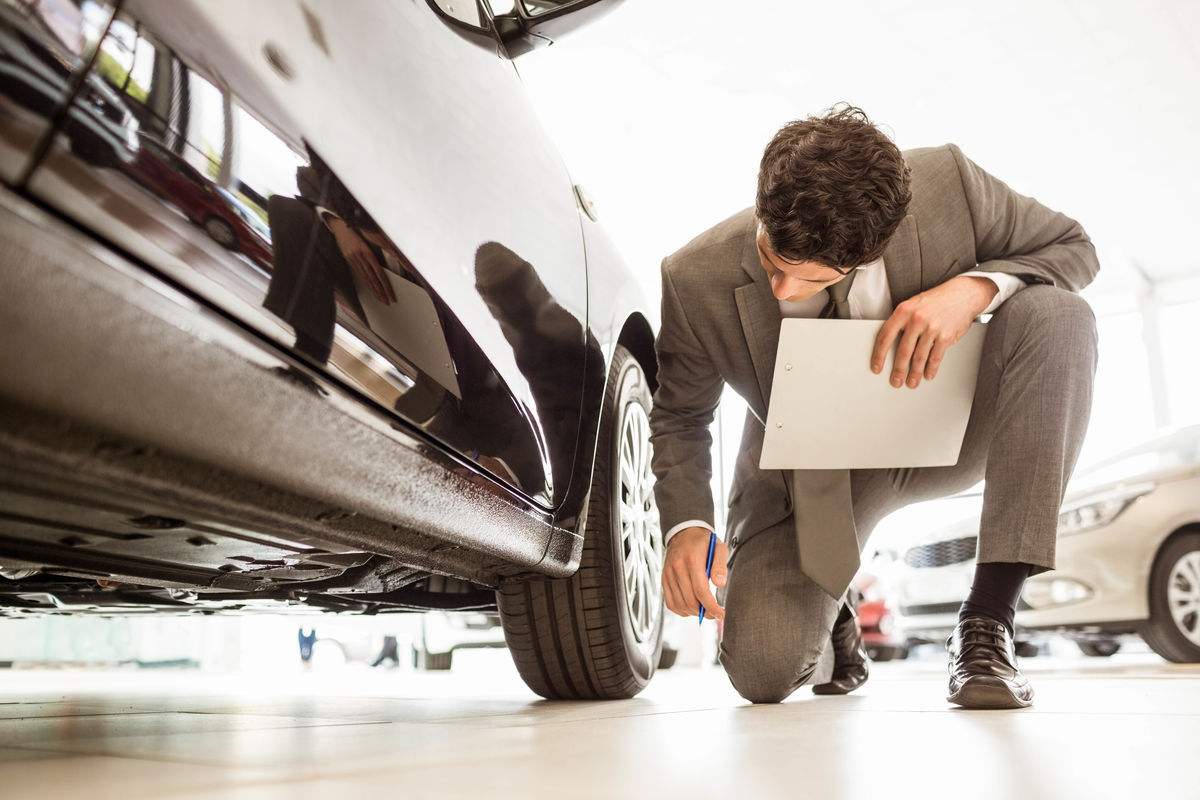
[351,268,462,400]
[759,319,986,469]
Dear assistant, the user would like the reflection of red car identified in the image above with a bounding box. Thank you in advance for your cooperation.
[122,135,273,270]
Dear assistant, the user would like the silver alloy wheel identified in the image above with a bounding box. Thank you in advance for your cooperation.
[1167,550,1200,646]
[617,400,663,643]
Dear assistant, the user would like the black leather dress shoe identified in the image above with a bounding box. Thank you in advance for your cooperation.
[812,602,869,695]
[947,615,1033,709]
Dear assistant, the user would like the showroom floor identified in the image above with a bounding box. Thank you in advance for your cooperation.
[1,650,1197,800]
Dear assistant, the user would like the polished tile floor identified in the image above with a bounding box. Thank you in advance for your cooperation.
[1,650,1197,799]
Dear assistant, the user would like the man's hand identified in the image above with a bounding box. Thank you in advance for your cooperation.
[871,275,997,389]
[327,217,396,305]
[662,526,728,620]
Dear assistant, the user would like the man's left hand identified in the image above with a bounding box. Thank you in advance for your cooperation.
[871,275,997,388]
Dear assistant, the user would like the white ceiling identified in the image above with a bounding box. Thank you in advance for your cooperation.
[517,0,1200,302]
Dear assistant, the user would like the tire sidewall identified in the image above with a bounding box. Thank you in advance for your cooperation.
[1148,533,1200,661]
[605,351,663,683]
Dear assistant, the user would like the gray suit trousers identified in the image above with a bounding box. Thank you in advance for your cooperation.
[718,285,1099,704]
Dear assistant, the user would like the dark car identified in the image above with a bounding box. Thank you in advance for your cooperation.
[0,0,664,700]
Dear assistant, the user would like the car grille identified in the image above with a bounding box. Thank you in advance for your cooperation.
[903,536,978,568]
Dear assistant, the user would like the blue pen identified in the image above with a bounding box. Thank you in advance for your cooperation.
[698,531,718,624]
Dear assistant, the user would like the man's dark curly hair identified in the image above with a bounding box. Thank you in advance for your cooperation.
[756,104,911,268]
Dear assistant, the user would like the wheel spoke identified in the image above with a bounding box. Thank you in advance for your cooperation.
[624,550,639,583]
[1167,551,1200,646]
[614,400,662,644]
[643,541,663,575]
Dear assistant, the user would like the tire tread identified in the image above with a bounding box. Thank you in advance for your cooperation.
[498,346,658,699]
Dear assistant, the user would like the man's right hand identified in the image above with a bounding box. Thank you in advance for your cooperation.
[327,217,396,305]
[662,526,728,621]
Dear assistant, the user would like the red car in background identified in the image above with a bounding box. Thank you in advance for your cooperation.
[123,133,273,271]
[855,550,909,662]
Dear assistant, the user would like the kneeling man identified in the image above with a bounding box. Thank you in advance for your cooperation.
[650,106,1099,709]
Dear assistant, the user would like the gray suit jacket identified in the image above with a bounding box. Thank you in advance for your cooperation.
[648,143,1100,550]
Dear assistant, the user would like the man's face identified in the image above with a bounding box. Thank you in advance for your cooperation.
[755,222,847,302]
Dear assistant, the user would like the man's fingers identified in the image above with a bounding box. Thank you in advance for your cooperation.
[891,322,922,388]
[710,543,729,588]
[662,567,684,616]
[688,569,724,621]
[353,254,386,303]
[349,257,374,300]
[358,253,389,304]
[660,564,677,613]
[665,567,694,617]
[908,330,937,388]
[377,261,397,303]
[872,313,903,373]
[926,338,949,379]
[367,256,392,304]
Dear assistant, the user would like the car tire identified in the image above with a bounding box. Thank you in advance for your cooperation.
[657,646,679,670]
[1077,639,1121,657]
[204,216,237,249]
[1141,532,1200,663]
[498,346,664,699]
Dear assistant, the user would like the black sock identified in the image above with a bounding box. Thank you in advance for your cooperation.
[959,562,1032,635]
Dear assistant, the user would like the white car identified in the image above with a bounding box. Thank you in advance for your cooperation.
[893,426,1200,662]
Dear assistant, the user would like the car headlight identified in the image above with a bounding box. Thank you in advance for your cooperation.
[1056,483,1154,535]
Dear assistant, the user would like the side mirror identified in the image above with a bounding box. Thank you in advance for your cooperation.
[490,0,626,57]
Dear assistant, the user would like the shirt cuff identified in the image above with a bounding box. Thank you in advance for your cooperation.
[962,270,1026,314]
[664,519,714,547]
[314,205,342,229]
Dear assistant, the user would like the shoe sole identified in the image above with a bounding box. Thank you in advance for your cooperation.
[811,675,868,696]
[947,677,1032,710]
[811,684,854,696]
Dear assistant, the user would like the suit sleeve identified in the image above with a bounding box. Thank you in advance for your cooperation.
[648,260,725,538]
[948,143,1099,292]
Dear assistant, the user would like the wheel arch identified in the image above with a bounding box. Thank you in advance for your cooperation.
[1147,521,1200,585]
[616,311,658,394]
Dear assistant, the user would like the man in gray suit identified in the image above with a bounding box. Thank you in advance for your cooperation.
[649,106,1099,709]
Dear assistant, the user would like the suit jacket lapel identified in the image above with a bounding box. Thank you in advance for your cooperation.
[882,215,921,307]
[734,216,780,422]
[734,212,922,420]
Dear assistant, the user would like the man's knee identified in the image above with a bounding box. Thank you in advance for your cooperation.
[719,623,826,704]
[999,284,1097,337]
[994,285,1098,372]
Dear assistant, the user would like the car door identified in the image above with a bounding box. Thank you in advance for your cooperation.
[15,0,589,511]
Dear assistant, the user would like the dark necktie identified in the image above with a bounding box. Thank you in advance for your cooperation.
[819,267,857,319]
[792,267,861,599]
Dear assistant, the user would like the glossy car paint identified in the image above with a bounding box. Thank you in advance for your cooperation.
[0,0,114,182]
[0,0,655,595]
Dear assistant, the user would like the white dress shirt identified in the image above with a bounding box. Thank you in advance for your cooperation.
[662,260,1025,546]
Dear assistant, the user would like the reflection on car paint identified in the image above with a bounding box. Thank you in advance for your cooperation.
[7,1,598,511]
[0,0,114,181]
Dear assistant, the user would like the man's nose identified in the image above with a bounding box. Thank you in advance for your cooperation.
[771,272,797,299]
